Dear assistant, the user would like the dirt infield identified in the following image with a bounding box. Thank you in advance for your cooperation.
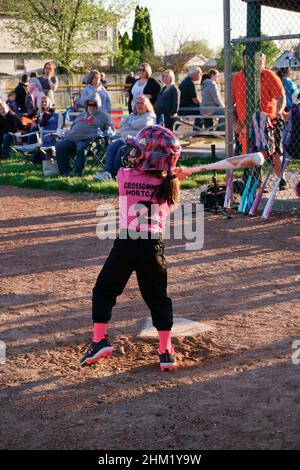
[0,185,299,450]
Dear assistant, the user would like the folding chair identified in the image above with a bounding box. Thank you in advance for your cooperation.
[84,136,108,174]
[10,130,44,171]
[10,128,60,172]
[110,109,125,130]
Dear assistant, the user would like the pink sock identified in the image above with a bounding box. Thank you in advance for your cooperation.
[93,323,107,342]
[158,330,174,354]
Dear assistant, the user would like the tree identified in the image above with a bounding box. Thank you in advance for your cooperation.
[217,36,280,72]
[131,5,154,57]
[144,7,154,54]
[1,0,136,72]
[120,31,131,51]
[112,30,140,72]
[179,40,214,59]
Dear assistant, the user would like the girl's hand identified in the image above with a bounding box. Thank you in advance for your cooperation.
[174,167,193,180]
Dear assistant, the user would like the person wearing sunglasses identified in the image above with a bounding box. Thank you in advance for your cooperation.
[127,63,161,113]
[94,95,156,181]
[55,93,113,177]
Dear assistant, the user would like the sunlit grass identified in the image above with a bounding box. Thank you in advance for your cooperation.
[3,153,298,195]
[0,154,227,194]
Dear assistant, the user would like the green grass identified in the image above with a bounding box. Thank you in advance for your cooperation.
[287,160,300,171]
[4,152,296,195]
[0,154,229,195]
[0,156,118,195]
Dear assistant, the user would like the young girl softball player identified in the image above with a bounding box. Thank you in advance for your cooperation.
[80,125,189,371]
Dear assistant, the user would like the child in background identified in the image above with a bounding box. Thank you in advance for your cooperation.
[6,91,19,114]
[28,76,45,113]
[80,125,189,371]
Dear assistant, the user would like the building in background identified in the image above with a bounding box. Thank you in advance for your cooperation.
[0,12,117,75]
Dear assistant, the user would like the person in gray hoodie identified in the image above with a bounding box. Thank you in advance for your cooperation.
[79,70,111,114]
[55,93,113,177]
[200,69,225,131]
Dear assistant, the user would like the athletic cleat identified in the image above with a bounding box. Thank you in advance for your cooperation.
[80,335,112,366]
[279,177,287,191]
[159,349,177,371]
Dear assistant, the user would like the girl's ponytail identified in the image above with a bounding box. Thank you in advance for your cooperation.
[156,170,180,206]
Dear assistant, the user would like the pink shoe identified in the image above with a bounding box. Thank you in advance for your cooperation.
[80,335,112,366]
[159,349,177,371]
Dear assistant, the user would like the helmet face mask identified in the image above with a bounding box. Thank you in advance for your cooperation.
[121,145,141,168]
[122,125,181,172]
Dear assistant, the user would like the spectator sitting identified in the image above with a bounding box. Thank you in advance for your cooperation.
[200,68,225,131]
[0,100,24,159]
[38,61,58,106]
[127,63,161,113]
[14,74,29,114]
[94,95,156,181]
[79,70,111,114]
[39,95,64,147]
[55,93,113,177]
[154,69,180,131]
[6,91,19,115]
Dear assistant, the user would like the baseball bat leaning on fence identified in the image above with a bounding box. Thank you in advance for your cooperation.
[174,152,264,180]
[261,158,290,220]
[248,167,273,216]
[223,170,233,208]
[245,175,259,213]
[238,174,252,213]
[244,166,262,214]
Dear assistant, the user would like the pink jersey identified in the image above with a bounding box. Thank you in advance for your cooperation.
[117,167,170,235]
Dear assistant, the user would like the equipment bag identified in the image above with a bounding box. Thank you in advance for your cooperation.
[200,184,226,210]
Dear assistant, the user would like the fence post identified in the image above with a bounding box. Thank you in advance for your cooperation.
[246,1,261,152]
[223,0,234,159]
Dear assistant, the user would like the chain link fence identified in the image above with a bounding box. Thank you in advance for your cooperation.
[224,0,300,212]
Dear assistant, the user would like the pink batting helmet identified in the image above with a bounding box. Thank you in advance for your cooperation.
[126,125,181,171]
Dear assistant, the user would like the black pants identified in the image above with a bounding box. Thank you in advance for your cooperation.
[92,237,173,330]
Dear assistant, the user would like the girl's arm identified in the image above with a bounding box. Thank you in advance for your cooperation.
[48,76,58,92]
[173,167,193,180]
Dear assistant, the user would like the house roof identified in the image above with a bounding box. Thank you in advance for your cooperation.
[242,0,300,13]
[164,53,207,67]
[275,50,300,68]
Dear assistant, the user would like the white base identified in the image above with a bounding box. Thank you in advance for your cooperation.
[139,317,214,338]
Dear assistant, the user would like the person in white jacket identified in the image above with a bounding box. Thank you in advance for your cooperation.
[94,95,156,180]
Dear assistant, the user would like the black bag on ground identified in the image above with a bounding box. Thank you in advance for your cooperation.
[200,183,226,210]
[200,180,244,211]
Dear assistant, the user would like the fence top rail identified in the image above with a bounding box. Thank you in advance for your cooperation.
[232,33,300,43]
[0,83,132,92]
